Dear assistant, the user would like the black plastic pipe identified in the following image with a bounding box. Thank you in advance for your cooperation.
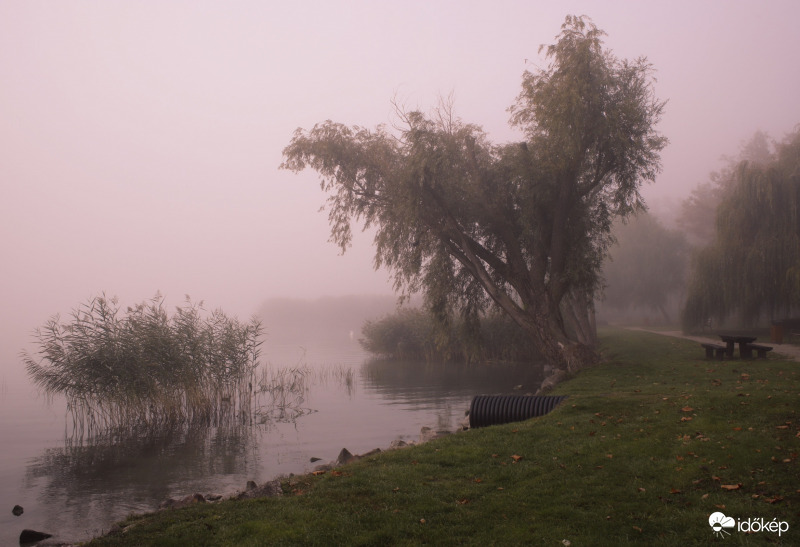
[468,394,568,428]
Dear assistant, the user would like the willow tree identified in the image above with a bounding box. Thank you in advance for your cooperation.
[282,16,667,379]
[682,128,800,329]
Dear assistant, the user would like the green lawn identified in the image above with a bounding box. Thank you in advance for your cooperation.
[87,328,799,546]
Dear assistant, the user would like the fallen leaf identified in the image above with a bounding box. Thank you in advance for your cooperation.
[681,406,694,412]
[637,487,646,493]
[680,417,693,422]
[311,470,326,476]
[720,484,741,490]
[474,478,483,483]
[511,455,523,462]
[456,498,470,505]
[701,493,709,500]
[420,519,426,524]
[669,488,682,494]
[632,526,643,532]
[777,425,789,429]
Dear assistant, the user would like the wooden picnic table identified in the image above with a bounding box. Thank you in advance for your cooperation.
[718,334,757,358]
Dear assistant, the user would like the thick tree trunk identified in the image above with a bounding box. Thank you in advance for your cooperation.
[508,297,598,394]
[562,289,598,347]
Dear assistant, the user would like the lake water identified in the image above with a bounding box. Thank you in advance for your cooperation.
[0,336,545,545]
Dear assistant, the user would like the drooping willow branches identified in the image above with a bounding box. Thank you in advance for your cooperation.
[23,293,264,433]
[682,128,800,329]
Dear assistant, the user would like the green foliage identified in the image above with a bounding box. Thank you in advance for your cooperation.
[360,308,437,361]
[86,329,800,546]
[281,15,667,372]
[678,131,775,248]
[23,293,264,432]
[601,212,689,322]
[359,308,541,362]
[682,128,800,329]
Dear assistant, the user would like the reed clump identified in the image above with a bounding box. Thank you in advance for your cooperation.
[23,293,264,433]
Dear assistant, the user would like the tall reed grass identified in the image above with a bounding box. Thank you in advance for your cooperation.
[23,294,264,434]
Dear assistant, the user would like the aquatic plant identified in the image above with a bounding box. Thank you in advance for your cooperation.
[23,293,264,433]
[253,365,313,423]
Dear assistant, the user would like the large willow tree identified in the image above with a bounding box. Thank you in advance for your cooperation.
[282,16,667,380]
[683,128,800,329]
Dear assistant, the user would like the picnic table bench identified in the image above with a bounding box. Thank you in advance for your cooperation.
[701,342,727,360]
[718,334,756,358]
[741,343,773,359]
[700,334,773,360]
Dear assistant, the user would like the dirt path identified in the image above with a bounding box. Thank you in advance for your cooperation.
[624,327,800,362]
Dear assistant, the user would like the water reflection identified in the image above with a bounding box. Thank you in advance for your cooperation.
[23,422,262,540]
[15,357,544,543]
[362,358,546,400]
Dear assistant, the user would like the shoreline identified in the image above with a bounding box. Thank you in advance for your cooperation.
[42,419,471,546]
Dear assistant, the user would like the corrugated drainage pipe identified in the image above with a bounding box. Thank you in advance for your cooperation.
[468,395,568,428]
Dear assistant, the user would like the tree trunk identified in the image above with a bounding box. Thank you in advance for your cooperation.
[562,289,598,346]
[510,297,598,394]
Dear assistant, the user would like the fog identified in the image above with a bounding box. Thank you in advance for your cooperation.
[2,1,799,365]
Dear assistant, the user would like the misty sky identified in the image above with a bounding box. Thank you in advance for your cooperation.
[2,0,799,339]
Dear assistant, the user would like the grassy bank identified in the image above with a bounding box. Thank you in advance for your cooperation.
[87,328,799,545]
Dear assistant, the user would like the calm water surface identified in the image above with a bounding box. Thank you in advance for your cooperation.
[0,337,545,544]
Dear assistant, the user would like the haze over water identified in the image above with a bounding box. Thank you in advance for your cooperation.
[2,1,800,543]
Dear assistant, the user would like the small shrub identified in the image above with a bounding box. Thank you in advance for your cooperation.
[359,308,540,362]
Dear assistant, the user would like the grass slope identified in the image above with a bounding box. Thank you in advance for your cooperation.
[87,328,799,545]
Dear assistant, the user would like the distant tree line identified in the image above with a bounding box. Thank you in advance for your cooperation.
[599,212,688,324]
[600,127,800,331]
